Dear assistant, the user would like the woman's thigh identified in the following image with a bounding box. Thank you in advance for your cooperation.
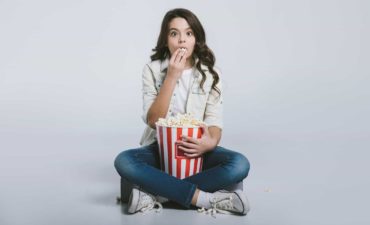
[203,146,250,173]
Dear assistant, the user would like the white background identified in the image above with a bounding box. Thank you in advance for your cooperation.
[1,1,369,225]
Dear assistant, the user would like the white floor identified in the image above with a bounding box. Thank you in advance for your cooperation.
[1,131,369,225]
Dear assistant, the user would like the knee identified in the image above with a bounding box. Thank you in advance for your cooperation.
[228,152,250,182]
[114,149,138,178]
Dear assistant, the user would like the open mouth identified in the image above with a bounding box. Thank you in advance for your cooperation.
[179,47,187,52]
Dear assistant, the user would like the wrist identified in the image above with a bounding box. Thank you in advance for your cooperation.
[164,75,178,84]
[167,70,182,80]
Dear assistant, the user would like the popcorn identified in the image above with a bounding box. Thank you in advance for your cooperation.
[156,113,205,127]
[155,113,205,179]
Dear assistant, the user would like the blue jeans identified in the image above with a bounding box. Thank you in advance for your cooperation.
[114,141,250,208]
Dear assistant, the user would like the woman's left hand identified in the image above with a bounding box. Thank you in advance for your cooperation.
[175,124,217,158]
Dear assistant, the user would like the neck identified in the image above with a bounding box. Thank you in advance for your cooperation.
[184,57,195,69]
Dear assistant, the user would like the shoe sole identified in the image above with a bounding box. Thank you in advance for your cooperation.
[128,188,139,214]
[234,190,250,215]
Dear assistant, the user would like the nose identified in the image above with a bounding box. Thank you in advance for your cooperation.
[179,35,185,43]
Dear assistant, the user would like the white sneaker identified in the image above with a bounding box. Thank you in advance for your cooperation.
[128,187,163,214]
[155,195,169,204]
[197,190,250,217]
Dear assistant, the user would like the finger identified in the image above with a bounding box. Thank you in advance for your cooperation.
[178,141,198,149]
[179,54,187,65]
[178,49,187,63]
[174,49,183,63]
[175,48,187,63]
[181,135,200,145]
[185,153,200,158]
[170,48,181,63]
[178,146,197,153]
[172,48,182,63]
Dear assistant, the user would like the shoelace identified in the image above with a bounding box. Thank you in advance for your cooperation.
[139,193,163,214]
[197,195,234,218]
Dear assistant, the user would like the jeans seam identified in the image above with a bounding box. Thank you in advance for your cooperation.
[185,184,197,208]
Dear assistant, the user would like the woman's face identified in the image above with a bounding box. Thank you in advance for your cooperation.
[167,17,196,61]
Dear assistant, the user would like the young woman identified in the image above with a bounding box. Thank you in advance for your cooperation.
[114,8,251,216]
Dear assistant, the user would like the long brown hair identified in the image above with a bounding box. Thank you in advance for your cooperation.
[150,8,220,96]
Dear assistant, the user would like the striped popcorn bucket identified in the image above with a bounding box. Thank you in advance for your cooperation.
[155,124,204,179]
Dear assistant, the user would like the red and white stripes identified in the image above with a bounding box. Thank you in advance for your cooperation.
[156,126,203,179]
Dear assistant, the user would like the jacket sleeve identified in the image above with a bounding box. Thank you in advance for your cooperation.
[203,69,224,130]
[141,64,158,125]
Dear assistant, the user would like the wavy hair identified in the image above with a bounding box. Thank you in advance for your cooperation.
[150,8,220,96]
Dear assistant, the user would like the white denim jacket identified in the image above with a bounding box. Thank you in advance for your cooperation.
[139,57,223,146]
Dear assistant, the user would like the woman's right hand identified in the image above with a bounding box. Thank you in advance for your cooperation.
[166,48,187,80]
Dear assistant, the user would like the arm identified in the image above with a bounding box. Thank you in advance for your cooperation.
[208,126,222,146]
[147,76,177,129]
[143,48,187,129]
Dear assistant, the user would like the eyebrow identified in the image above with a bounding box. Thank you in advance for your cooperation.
[168,27,192,31]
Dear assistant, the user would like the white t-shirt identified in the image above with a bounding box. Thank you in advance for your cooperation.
[171,68,193,116]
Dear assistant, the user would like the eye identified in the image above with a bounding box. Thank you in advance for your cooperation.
[169,31,177,37]
[187,31,193,36]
